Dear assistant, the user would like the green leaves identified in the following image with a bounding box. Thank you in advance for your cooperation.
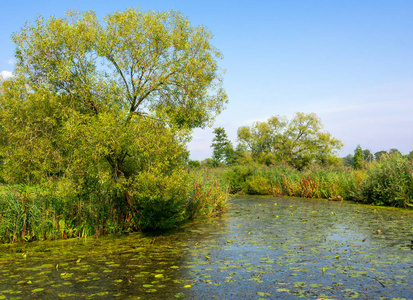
[211,127,234,166]
[12,7,226,130]
[237,113,343,169]
[1,7,230,233]
[358,152,413,208]
[354,145,364,170]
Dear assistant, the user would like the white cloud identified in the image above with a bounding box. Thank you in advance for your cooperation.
[0,70,13,79]
[7,59,14,65]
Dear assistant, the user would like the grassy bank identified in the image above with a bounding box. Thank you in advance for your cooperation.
[193,164,361,199]
[1,153,411,244]
[0,174,228,244]
[192,152,413,208]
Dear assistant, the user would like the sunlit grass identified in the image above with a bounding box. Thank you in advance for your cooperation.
[192,154,413,209]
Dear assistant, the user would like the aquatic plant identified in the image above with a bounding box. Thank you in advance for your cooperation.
[193,160,412,209]
[186,169,229,219]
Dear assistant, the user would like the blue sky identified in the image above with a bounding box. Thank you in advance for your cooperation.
[1,1,412,160]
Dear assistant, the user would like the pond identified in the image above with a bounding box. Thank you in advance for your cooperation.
[0,196,412,299]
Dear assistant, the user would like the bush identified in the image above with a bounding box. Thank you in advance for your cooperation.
[246,175,272,195]
[359,153,413,207]
[129,170,189,230]
[222,164,254,194]
[188,160,201,168]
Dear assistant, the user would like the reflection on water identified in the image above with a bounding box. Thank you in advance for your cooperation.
[0,196,412,299]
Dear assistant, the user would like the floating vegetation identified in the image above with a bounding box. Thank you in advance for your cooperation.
[0,196,411,299]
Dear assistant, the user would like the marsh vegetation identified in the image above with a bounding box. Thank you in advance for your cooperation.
[0,196,411,299]
[0,7,412,299]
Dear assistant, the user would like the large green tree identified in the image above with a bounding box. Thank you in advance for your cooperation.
[237,115,287,155]
[237,113,343,169]
[0,8,227,229]
[12,9,226,127]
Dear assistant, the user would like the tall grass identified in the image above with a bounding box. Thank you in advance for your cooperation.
[2,153,410,243]
[203,163,362,200]
[186,167,229,219]
[0,172,229,243]
[0,185,59,242]
[193,153,412,209]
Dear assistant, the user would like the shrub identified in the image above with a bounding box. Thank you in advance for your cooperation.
[188,160,201,168]
[129,170,189,230]
[222,164,255,194]
[246,175,272,195]
[359,153,413,207]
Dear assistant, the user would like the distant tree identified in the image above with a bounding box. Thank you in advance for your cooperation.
[342,154,354,167]
[211,127,234,166]
[363,149,374,162]
[374,151,387,161]
[188,160,201,168]
[389,148,402,156]
[231,143,251,165]
[235,142,248,153]
[406,151,413,161]
[353,145,364,169]
[237,115,287,156]
[200,158,215,167]
[237,113,343,169]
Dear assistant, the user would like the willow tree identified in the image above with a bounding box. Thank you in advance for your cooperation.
[237,113,343,169]
[0,8,227,229]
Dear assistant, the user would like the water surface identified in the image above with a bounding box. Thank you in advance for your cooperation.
[0,196,412,299]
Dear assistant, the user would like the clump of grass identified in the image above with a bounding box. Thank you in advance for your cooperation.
[186,181,228,219]
[0,185,55,243]
[186,169,229,219]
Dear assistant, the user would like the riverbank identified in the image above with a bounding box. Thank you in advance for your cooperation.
[192,152,413,208]
[1,153,411,244]
[0,173,228,244]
